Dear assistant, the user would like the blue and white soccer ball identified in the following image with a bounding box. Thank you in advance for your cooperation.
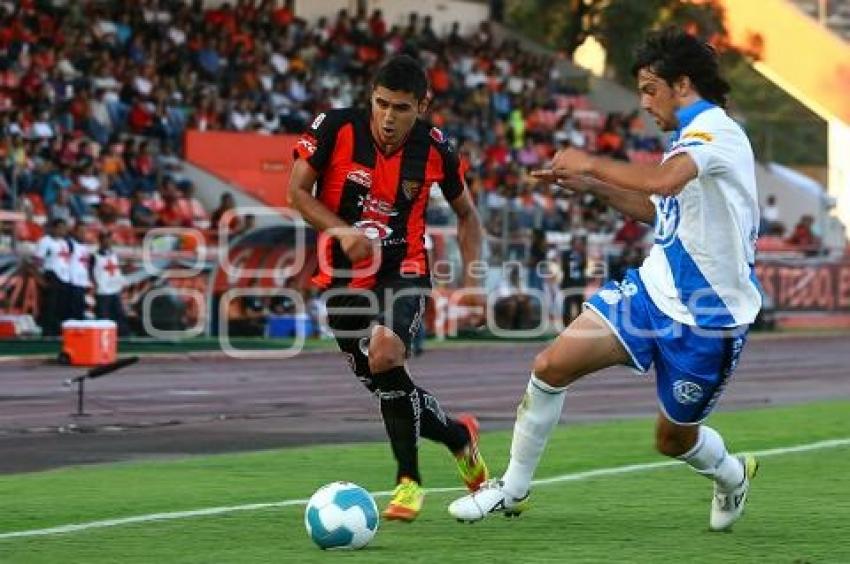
[304,481,379,550]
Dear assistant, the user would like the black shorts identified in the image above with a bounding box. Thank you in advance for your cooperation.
[324,278,428,356]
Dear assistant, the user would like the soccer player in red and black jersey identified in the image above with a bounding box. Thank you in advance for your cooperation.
[288,55,488,522]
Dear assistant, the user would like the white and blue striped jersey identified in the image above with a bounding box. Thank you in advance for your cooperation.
[638,99,762,328]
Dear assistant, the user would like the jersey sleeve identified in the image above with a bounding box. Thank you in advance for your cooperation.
[666,123,732,178]
[293,111,340,173]
[436,141,465,202]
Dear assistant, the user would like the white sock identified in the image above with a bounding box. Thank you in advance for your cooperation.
[678,426,744,491]
[501,373,567,499]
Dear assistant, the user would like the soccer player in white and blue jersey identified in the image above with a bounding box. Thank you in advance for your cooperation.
[449,28,761,532]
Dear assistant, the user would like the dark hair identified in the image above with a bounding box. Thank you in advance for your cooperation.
[631,27,730,108]
[372,55,429,101]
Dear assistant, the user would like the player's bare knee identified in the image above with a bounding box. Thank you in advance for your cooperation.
[532,350,571,387]
[367,345,402,373]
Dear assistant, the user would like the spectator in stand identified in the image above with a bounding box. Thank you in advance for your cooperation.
[129,190,157,229]
[614,217,646,245]
[75,158,106,214]
[132,140,157,193]
[560,234,587,326]
[597,114,626,157]
[88,88,113,146]
[47,186,75,224]
[516,138,542,169]
[92,230,128,336]
[609,241,644,282]
[67,222,92,320]
[493,262,535,331]
[157,177,192,227]
[14,200,44,243]
[101,143,132,197]
[177,180,209,228]
[33,218,71,336]
[210,191,241,233]
[761,194,781,236]
[787,214,820,255]
[229,98,255,131]
[527,229,547,292]
[236,213,256,237]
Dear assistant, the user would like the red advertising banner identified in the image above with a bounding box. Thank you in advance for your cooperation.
[184,130,298,208]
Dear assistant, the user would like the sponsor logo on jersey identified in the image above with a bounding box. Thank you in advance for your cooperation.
[682,130,714,142]
[598,279,638,305]
[297,137,317,155]
[354,220,393,240]
[357,193,398,216]
[346,168,372,189]
[311,113,326,130]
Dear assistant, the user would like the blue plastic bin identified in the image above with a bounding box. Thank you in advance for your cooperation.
[266,314,314,338]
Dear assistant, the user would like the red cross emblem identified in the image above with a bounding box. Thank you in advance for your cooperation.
[104,260,119,276]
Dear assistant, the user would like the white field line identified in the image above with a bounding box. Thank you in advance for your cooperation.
[1,437,848,541]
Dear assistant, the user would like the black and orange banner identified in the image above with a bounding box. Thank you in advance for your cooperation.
[755,260,850,311]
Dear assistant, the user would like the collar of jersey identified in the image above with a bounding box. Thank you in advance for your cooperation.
[669,98,715,144]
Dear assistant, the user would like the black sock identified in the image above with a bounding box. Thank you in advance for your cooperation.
[372,366,421,484]
[417,387,470,454]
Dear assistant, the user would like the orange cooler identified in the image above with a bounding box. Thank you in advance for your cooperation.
[61,320,117,366]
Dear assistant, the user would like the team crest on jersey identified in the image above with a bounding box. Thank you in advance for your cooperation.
[346,168,372,189]
[401,179,421,200]
[429,127,445,143]
[654,196,681,247]
[673,380,704,405]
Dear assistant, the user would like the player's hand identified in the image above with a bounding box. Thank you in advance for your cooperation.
[339,230,375,263]
[530,168,590,193]
[549,147,595,176]
[454,288,487,328]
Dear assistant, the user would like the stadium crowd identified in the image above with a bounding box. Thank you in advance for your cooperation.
[0,0,663,246]
[0,1,822,336]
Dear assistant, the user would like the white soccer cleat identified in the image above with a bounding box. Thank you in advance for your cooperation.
[710,453,759,532]
[448,479,529,523]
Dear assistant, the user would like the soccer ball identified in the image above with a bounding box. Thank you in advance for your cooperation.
[304,481,379,550]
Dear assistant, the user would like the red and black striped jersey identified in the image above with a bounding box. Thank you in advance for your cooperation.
[293,108,465,289]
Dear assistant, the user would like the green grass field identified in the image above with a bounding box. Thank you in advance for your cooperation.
[2,401,849,563]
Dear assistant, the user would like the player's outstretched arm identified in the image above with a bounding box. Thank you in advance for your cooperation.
[532,169,656,224]
[550,147,698,197]
[288,159,373,263]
